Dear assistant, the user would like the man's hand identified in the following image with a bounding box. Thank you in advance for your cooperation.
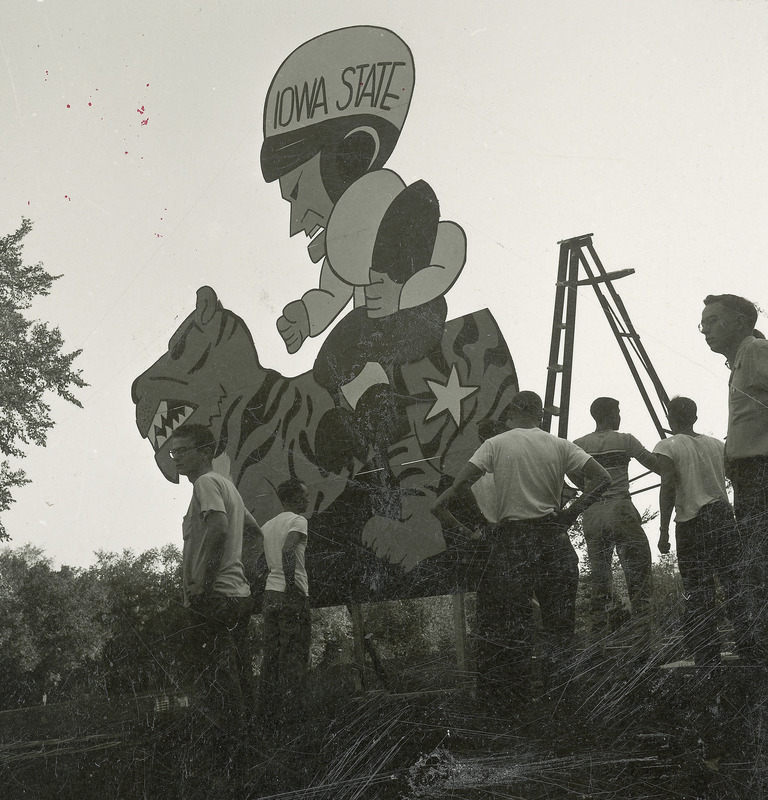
[549,510,577,530]
[277,300,310,353]
[365,270,403,318]
[658,528,671,555]
[282,584,306,613]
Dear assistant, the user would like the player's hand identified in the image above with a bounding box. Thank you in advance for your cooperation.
[277,300,310,353]
[365,270,403,318]
[658,530,671,555]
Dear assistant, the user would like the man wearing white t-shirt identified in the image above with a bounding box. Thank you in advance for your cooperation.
[432,391,610,709]
[653,397,744,664]
[259,478,311,724]
[169,423,256,762]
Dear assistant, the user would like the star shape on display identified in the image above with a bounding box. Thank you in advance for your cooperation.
[425,364,479,426]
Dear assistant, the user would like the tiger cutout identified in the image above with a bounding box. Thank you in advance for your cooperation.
[132,286,518,603]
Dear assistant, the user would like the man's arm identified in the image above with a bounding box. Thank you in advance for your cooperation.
[201,510,229,597]
[636,449,660,475]
[244,507,262,536]
[556,458,610,527]
[431,462,484,538]
[243,507,264,563]
[656,454,677,554]
[281,529,305,596]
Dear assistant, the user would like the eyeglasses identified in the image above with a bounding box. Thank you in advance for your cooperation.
[698,316,730,333]
[169,445,200,460]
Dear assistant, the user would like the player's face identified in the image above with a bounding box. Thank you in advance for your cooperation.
[278,152,334,239]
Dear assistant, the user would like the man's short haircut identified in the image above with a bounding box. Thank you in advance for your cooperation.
[590,397,619,423]
[703,294,759,331]
[171,423,216,454]
[509,390,543,421]
[667,396,697,426]
[276,478,307,506]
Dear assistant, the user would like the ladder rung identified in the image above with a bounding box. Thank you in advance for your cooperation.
[544,406,560,416]
[547,364,563,373]
[574,268,635,287]
[557,233,593,246]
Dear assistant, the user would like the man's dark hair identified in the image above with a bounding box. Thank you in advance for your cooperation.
[667,396,697,426]
[590,397,619,423]
[703,294,758,331]
[509,390,543,421]
[171,423,216,454]
[276,478,307,507]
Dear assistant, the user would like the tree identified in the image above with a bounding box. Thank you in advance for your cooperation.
[0,545,107,707]
[87,545,187,696]
[0,218,86,540]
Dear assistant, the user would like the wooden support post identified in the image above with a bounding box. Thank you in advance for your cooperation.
[453,593,468,674]
[347,603,367,692]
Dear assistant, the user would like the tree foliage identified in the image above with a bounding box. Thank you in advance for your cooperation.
[0,544,185,708]
[0,545,107,707]
[0,218,86,540]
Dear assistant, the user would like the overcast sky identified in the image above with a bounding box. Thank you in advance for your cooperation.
[2,0,767,568]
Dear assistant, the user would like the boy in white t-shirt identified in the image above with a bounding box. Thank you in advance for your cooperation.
[259,478,311,724]
[654,396,744,664]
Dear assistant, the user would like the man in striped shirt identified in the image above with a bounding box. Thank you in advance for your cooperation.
[574,398,658,645]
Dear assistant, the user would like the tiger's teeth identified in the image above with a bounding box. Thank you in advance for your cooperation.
[150,401,169,438]
[149,402,196,451]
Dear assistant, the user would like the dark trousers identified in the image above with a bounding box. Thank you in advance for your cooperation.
[260,590,311,723]
[730,456,768,660]
[475,519,579,708]
[184,595,254,733]
[676,500,743,664]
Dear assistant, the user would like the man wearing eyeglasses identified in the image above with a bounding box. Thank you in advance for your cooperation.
[701,293,768,661]
[169,423,257,760]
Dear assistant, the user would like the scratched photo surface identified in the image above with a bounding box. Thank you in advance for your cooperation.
[2,2,768,798]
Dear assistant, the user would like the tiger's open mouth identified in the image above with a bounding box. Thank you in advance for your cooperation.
[148,400,197,451]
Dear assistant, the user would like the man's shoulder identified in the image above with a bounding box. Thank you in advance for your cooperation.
[195,470,239,495]
[263,510,307,533]
[498,427,557,446]
[741,336,768,368]
[193,470,224,492]
[695,433,726,453]
[572,430,623,450]
[653,435,674,454]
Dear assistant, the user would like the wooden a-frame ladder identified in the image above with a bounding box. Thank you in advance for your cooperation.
[541,233,670,440]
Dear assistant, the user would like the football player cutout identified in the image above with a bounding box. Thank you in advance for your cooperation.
[261,26,467,557]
